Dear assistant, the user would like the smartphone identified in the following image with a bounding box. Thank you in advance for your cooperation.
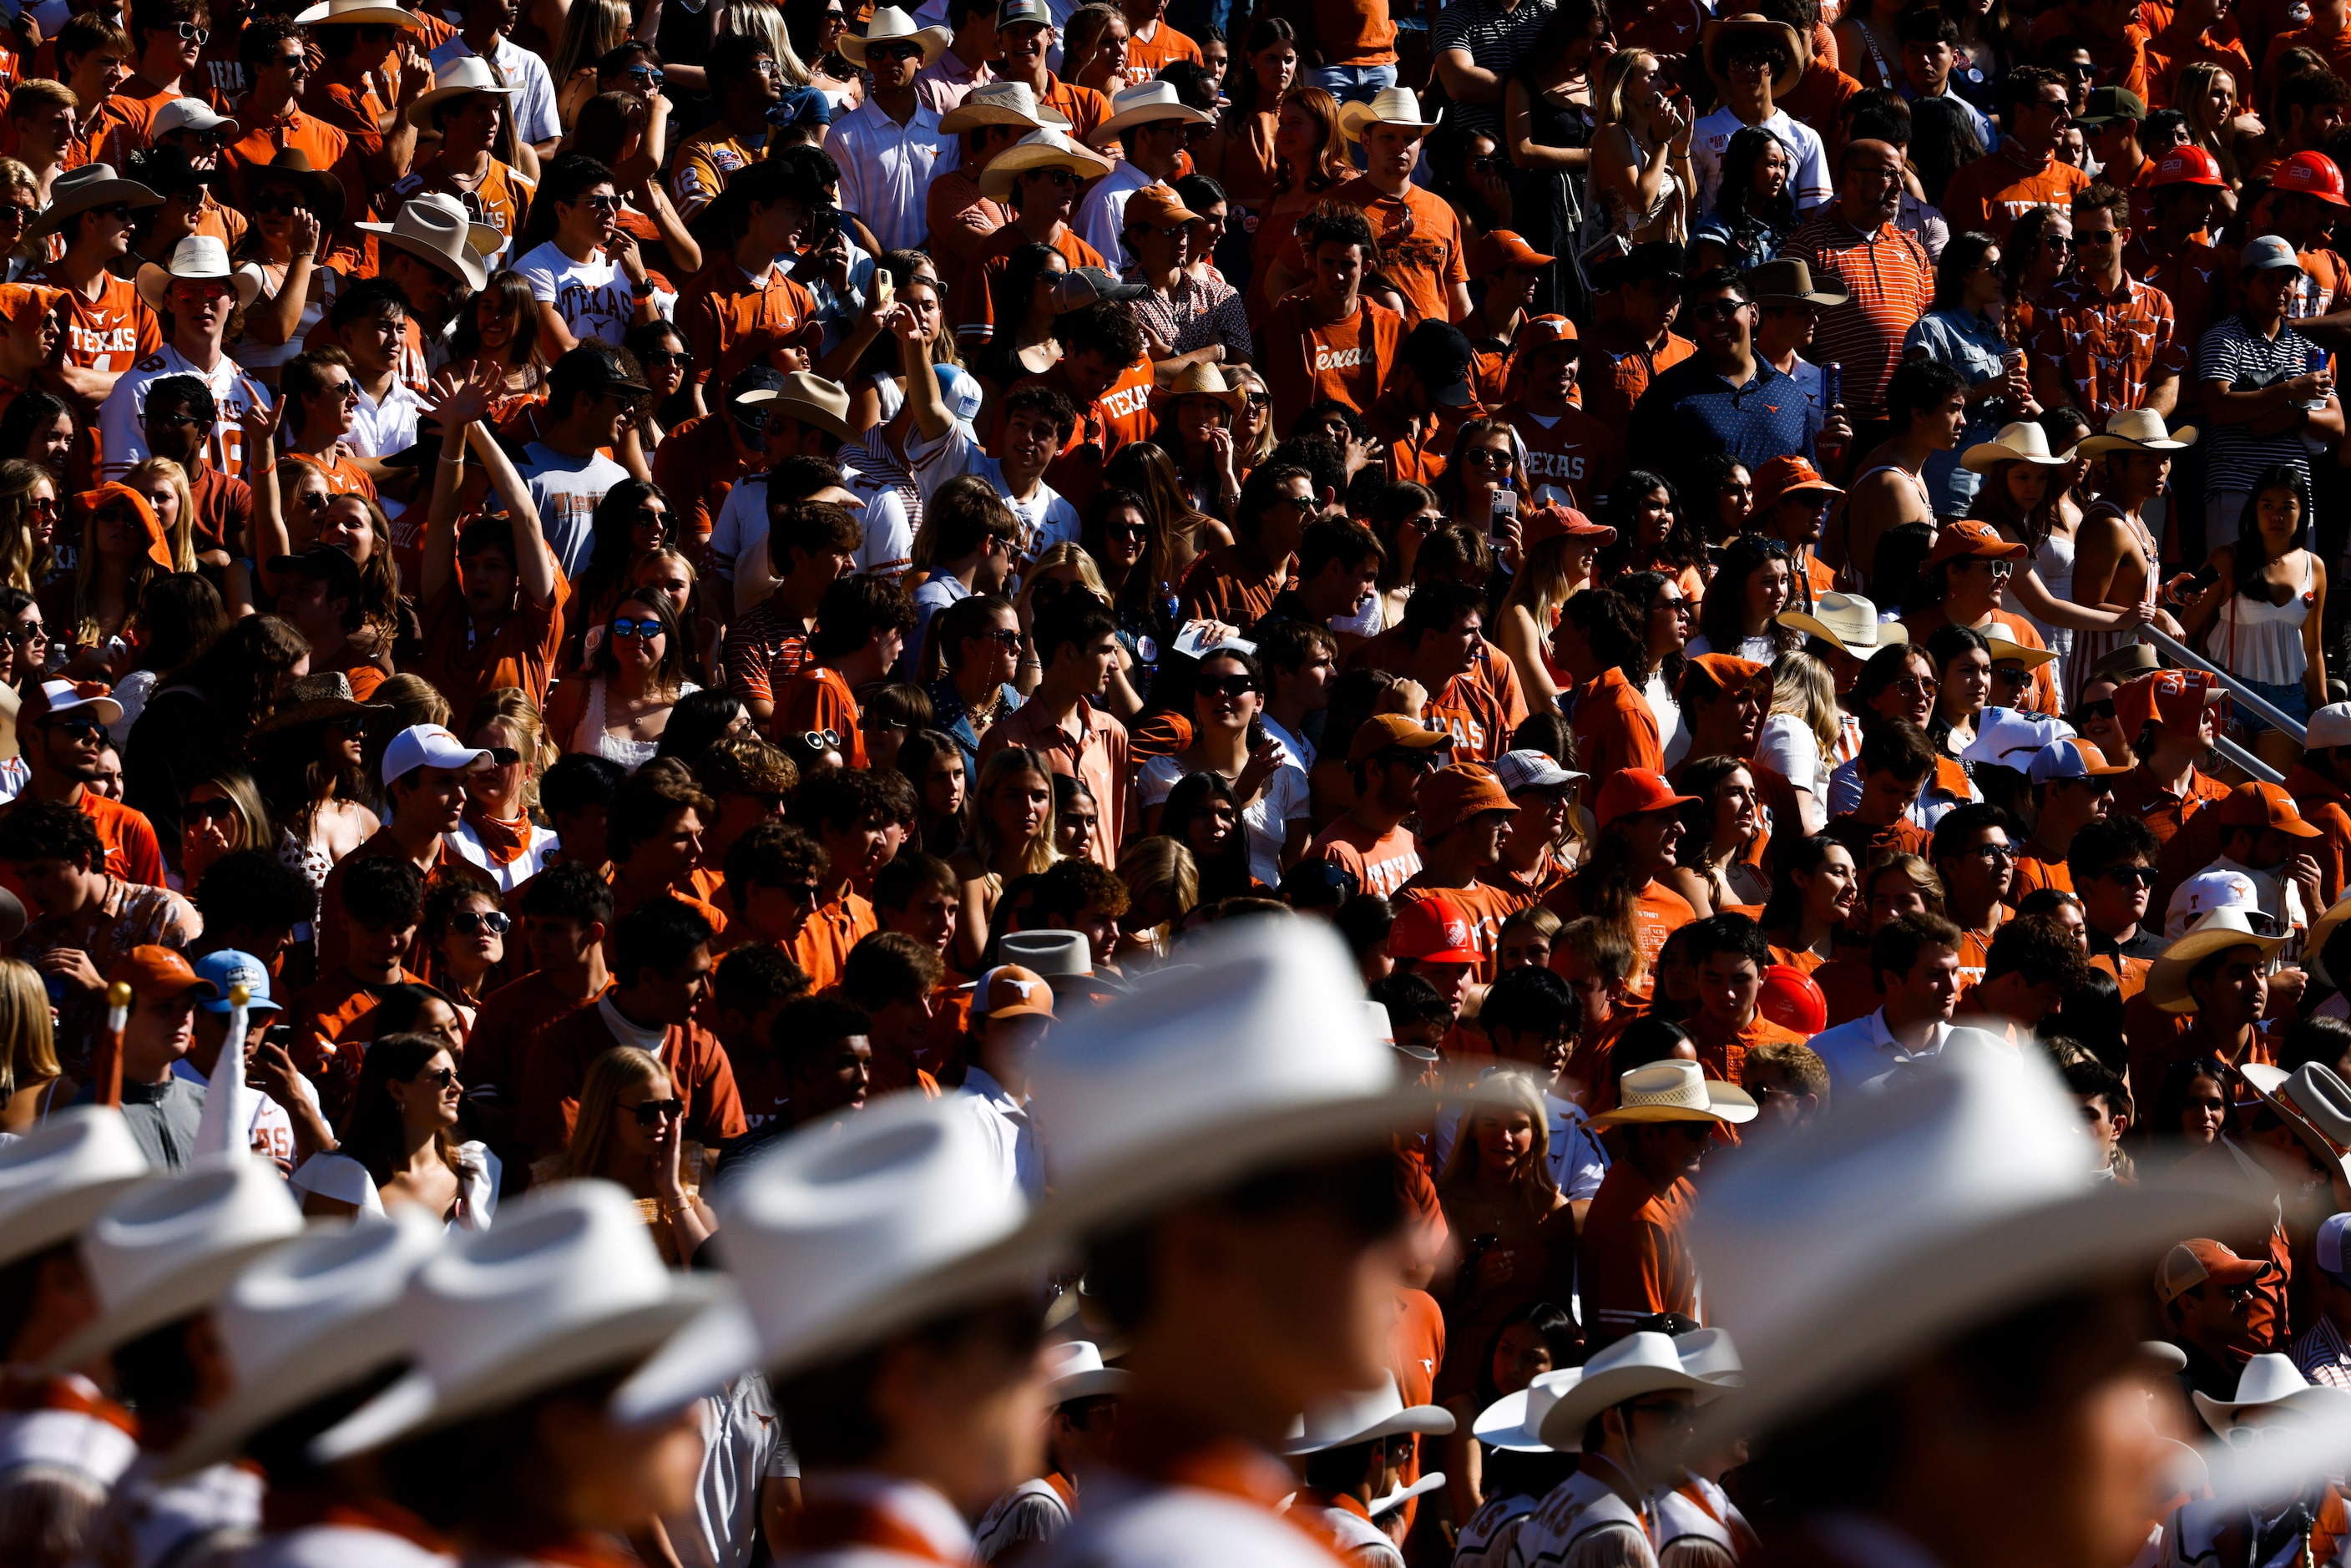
[1490,486,1518,542]
[872,271,895,311]
[1246,716,1271,754]
[806,205,840,245]
[2182,564,2220,594]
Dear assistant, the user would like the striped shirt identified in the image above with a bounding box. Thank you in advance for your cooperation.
[2293,1313,2351,1390]
[1780,209,1934,421]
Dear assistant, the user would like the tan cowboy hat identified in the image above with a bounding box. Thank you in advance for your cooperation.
[1338,85,1442,143]
[839,6,953,65]
[407,53,517,129]
[1089,78,1216,146]
[2076,407,2198,454]
[741,371,857,443]
[353,192,497,291]
[938,78,1070,134]
[1703,13,1807,99]
[1961,419,2074,472]
[1777,590,1907,656]
[979,128,1114,201]
[1158,361,1246,412]
[1742,255,1849,307]
[1984,635,2058,671]
[2310,894,2351,985]
[27,162,160,243]
[2144,907,2287,1014]
[2083,640,2158,685]
[252,671,392,737]
[1590,1060,1758,1126]
[134,234,261,314]
[294,0,424,24]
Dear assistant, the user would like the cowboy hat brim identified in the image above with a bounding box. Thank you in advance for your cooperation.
[2077,428,2199,454]
[1535,1363,1715,1448]
[247,160,346,233]
[1282,1403,1456,1454]
[1089,102,1217,146]
[737,387,858,444]
[45,1232,309,1373]
[2146,929,2290,1012]
[1961,439,2072,473]
[293,1,424,23]
[1984,639,2060,670]
[1591,1081,1760,1127]
[1337,100,1442,143]
[1368,1471,1448,1519]
[978,143,1115,200]
[0,1172,153,1272]
[1472,1380,1566,1453]
[351,220,493,292]
[1776,609,1906,655]
[2237,1063,2351,1182]
[938,100,1072,133]
[24,179,162,243]
[1043,1366,1130,1404]
[251,694,393,736]
[134,259,262,316]
[2194,1383,2351,1437]
[1158,380,1247,412]
[312,1275,724,1461]
[159,1309,411,1479]
[2309,896,2351,985]
[407,76,518,129]
[838,23,953,64]
[1701,14,1807,99]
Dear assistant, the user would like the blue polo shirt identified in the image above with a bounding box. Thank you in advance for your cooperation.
[1625,357,1824,475]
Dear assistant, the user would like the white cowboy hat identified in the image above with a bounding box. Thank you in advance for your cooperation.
[1027,918,1479,1241]
[839,6,953,65]
[353,192,498,293]
[1368,1472,1449,1518]
[738,370,857,443]
[2239,1061,2351,1186]
[938,78,1071,134]
[159,1208,443,1479]
[134,233,262,315]
[407,53,518,129]
[1088,78,1216,147]
[2145,907,2287,1014]
[46,1158,305,1371]
[1282,1373,1455,1454]
[310,1181,722,1462]
[1337,85,1442,143]
[1042,1339,1129,1404]
[1777,591,1906,656]
[979,128,1115,201]
[1961,419,2074,473]
[2310,893,2351,985]
[1589,1060,1758,1127]
[1535,1332,1717,1449]
[1475,1367,1583,1452]
[0,1108,149,1271]
[2076,407,2199,454]
[293,0,425,24]
[2192,1353,2351,1438]
[611,1094,1062,1422]
[1001,929,1096,978]
[1675,1327,1745,1388]
[25,162,162,243]
[1687,1046,2265,1445]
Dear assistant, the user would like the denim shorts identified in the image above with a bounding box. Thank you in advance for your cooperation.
[2236,675,2310,739]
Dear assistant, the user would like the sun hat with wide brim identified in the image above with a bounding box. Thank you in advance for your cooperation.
[839,6,953,65]
[2145,907,2288,1014]
[1702,13,1807,99]
[1961,419,2074,473]
[1157,360,1247,413]
[1983,635,2059,671]
[294,0,426,24]
[1777,591,1906,656]
[938,78,1070,134]
[979,127,1115,201]
[159,1208,443,1479]
[740,371,857,443]
[26,162,161,243]
[311,1181,724,1462]
[0,1108,149,1272]
[406,53,517,129]
[610,1093,1069,1423]
[1475,1366,1585,1452]
[2076,407,2198,454]
[1282,1373,1456,1454]
[45,1159,306,1373]
[1337,85,1442,142]
[353,192,497,293]
[251,670,393,737]
[247,147,346,233]
[134,234,261,316]
[1590,1060,1759,1127]
[1688,1043,2268,1449]
[1089,78,1216,146]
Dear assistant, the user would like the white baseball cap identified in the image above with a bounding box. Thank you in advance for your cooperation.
[2310,701,2351,751]
[1493,749,1585,795]
[152,97,238,138]
[382,723,491,787]
[2164,868,2264,939]
[1961,706,2074,771]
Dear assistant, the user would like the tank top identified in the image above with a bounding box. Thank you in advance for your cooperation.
[2065,501,2159,710]
[572,675,702,771]
[2214,553,2316,687]
[1838,464,1934,591]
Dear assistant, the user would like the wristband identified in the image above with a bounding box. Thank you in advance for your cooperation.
[631,277,656,298]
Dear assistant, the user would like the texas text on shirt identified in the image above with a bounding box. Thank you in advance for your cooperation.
[96,347,272,481]
[514,240,643,347]
[523,442,633,580]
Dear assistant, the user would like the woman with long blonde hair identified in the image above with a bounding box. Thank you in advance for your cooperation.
[1433,1070,1574,1400]
[1590,47,1693,247]
[1226,364,1277,474]
[1116,835,1197,964]
[0,956,61,1129]
[1759,650,1842,833]
[550,0,635,127]
[1103,440,1230,584]
[0,458,57,594]
[947,746,1060,972]
[1495,515,1593,711]
[1248,84,1353,318]
[2177,60,2244,190]
[544,1045,716,1263]
[121,457,198,571]
[53,483,175,677]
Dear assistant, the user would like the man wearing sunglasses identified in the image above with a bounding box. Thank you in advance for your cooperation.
[2158,1240,2279,1408]
[993,0,1111,146]
[1073,79,1209,266]
[219,18,354,218]
[1936,65,2089,241]
[83,0,210,169]
[822,8,952,255]
[2067,815,2166,994]
[957,125,1110,350]
[0,680,166,889]
[1627,269,1824,478]
[429,0,564,160]
[2012,735,2126,906]
[468,862,613,1138]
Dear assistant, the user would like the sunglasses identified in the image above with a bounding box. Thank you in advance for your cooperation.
[89,203,134,223]
[254,191,307,215]
[268,50,306,68]
[1686,298,1749,321]
[41,715,104,742]
[574,193,622,213]
[609,616,665,640]
[417,1065,458,1089]
[629,1096,685,1126]
[625,65,665,87]
[0,203,26,225]
[640,349,690,367]
[2101,865,2158,888]
[1993,664,2032,683]
[320,715,367,739]
[1459,447,1511,467]
[1198,673,1256,698]
[483,746,523,766]
[450,909,512,935]
[320,380,361,402]
[866,39,923,59]
[1103,519,1150,541]
[1972,842,2017,862]
[1381,747,1448,771]
[188,796,240,823]
[799,729,842,750]
[2075,697,2117,721]
[1243,393,1271,410]
[1024,167,1079,187]
[979,626,1024,648]
[1892,675,1940,698]
[8,622,45,644]
[146,408,205,430]
[175,21,209,41]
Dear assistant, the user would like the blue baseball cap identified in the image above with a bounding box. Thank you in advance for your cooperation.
[192,949,281,1014]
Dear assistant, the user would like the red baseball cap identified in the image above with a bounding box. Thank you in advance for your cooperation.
[2278,149,2349,206]
[1757,964,1828,1035]
[108,946,220,1002]
[2149,143,2226,188]
[1593,769,1697,831]
[1522,502,1615,550]
[1389,892,1484,965]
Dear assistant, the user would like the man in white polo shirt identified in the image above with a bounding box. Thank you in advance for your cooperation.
[1803,910,1962,1091]
[1689,13,1833,213]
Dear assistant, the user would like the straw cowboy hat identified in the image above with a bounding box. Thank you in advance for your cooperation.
[311,1181,721,1461]
[0,1108,149,1271]
[407,53,517,129]
[1282,1373,1455,1454]
[2145,907,2288,1014]
[1982,635,2059,672]
[2192,1354,2351,1438]
[1041,1340,1128,1404]
[27,162,161,243]
[1337,85,1442,143]
[1687,1046,2264,1444]
[2309,893,2351,985]
[840,6,953,66]
[134,234,261,316]
[1961,419,2074,473]
[1090,78,1216,147]
[938,78,1070,134]
[161,1209,442,1479]
[1778,591,1907,657]
[46,1159,305,1372]
[1158,361,1248,413]
[1590,1060,1758,1127]
[2239,1061,2351,1186]
[740,370,857,443]
[2077,407,2198,454]
[1535,1331,1727,1449]
[611,1094,1064,1422]
[294,0,425,25]
[980,128,1115,200]
[252,670,392,737]
[248,147,346,233]
[354,192,498,292]
[1703,13,1807,99]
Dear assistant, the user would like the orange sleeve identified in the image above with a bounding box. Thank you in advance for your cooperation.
[516,1021,584,1158]
[685,1027,750,1142]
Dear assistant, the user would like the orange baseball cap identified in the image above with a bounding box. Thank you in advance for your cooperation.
[1347,711,1453,766]
[2115,668,2221,741]
[1750,454,1842,513]
[1122,182,1201,232]
[1472,230,1558,272]
[1677,652,1772,701]
[1924,518,2030,569]
[1593,769,1697,830]
[1418,765,1519,839]
[2217,780,2323,838]
[1522,502,1615,550]
[2154,1237,2274,1303]
[1389,892,1484,965]
[108,945,220,1001]
[971,963,1056,1019]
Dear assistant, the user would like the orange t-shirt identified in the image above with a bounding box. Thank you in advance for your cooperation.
[1394,879,1532,983]
[1261,293,1403,429]
[1569,668,1664,783]
[1580,1162,1699,1343]
[1687,1009,1807,1086]
[1423,669,1517,763]
[1544,876,1696,982]
[1121,17,1203,82]
[1307,0,1398,65]
[0,789,165,889]
[1937,144,2091,241]
[1311,817,1422,898]
[518,1004,750,1157]
[289,964,427,1117]
[1386,1287,1444,1532]
[461,969,593,1102]
[1324,176,1469,327]
[31,268,158,376]
[784,888,879,995]
[1579,319,1697,435]
[1176,545,1286,632]
[413,580,567,725]
[775,665,867,769]
[89,78,179,169]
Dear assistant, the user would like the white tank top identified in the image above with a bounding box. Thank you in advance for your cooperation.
[2212,553,2317,688]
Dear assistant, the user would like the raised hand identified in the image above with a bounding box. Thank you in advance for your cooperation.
[291,207,322,260]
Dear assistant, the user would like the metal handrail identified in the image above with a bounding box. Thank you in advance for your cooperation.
[2212,733,2286,786]
[2135,626,2308,746]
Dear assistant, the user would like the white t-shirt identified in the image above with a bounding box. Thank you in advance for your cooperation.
[98,344,274,482]
[1137,749,1310,890]
[1756,711,1831,814]
[515,240,640,346]
[428,32,562,148]
[520,442,630,579]
[173,1051,311,1171]
[1690,105,1833,214]
[663,1373,800,1568]
[906,423,1081,559]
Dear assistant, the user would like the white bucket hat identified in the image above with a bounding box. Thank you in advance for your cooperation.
[407,53,518,129]
[1960,419,2075,473]
[134,234,261,316]
[1534,1332,1720,1449]
[353,192,498,292]
[1337,86,1442,143]
[1776,590,1906,656]
[160,1208,443,1479]
[840,6,953,64]
[1088,78,1216,147]
[0,1107,149,1271]
[2193,1353,2351,1439]
[1282,1373,1454,1454]
[311,1181,723,1462]
[1042,1339,1128,1404]
[1688,1046,2263,1444]
[611,1094,1063,1423]
[47,1158,305,1371]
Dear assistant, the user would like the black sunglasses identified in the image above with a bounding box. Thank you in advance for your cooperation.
[417,1065,458,1089]
[188,796,240,823]
[41,714,104,742]
[450,909,512,935]
[1198,673,1256,698]
[630,1096,685,1126]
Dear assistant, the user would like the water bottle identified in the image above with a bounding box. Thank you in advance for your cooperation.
[2304,345,2332,412]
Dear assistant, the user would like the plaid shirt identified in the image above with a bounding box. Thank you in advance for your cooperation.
[2033,271,2185,428]
[1124,266,1255,365]
[23,877,200,1072]
[2295,1313,2351,1390]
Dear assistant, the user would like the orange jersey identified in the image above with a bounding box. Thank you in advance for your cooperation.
[1937,143,2092,240]
[1120,17,1203,83]
[1499,399,1620,513]
[1311,817,1422,899]
[678,256,818,390]
[775,666,867,769]
[1261,293,1403,429]
[30,267,158,375]
[782,889,879,994]
[88,78,179,169]
[1579,319,1696,435]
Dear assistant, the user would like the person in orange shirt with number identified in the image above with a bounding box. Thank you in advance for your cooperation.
[1261,205,1401,431]
[773,574,917,770]
[1497,317,1618,513]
